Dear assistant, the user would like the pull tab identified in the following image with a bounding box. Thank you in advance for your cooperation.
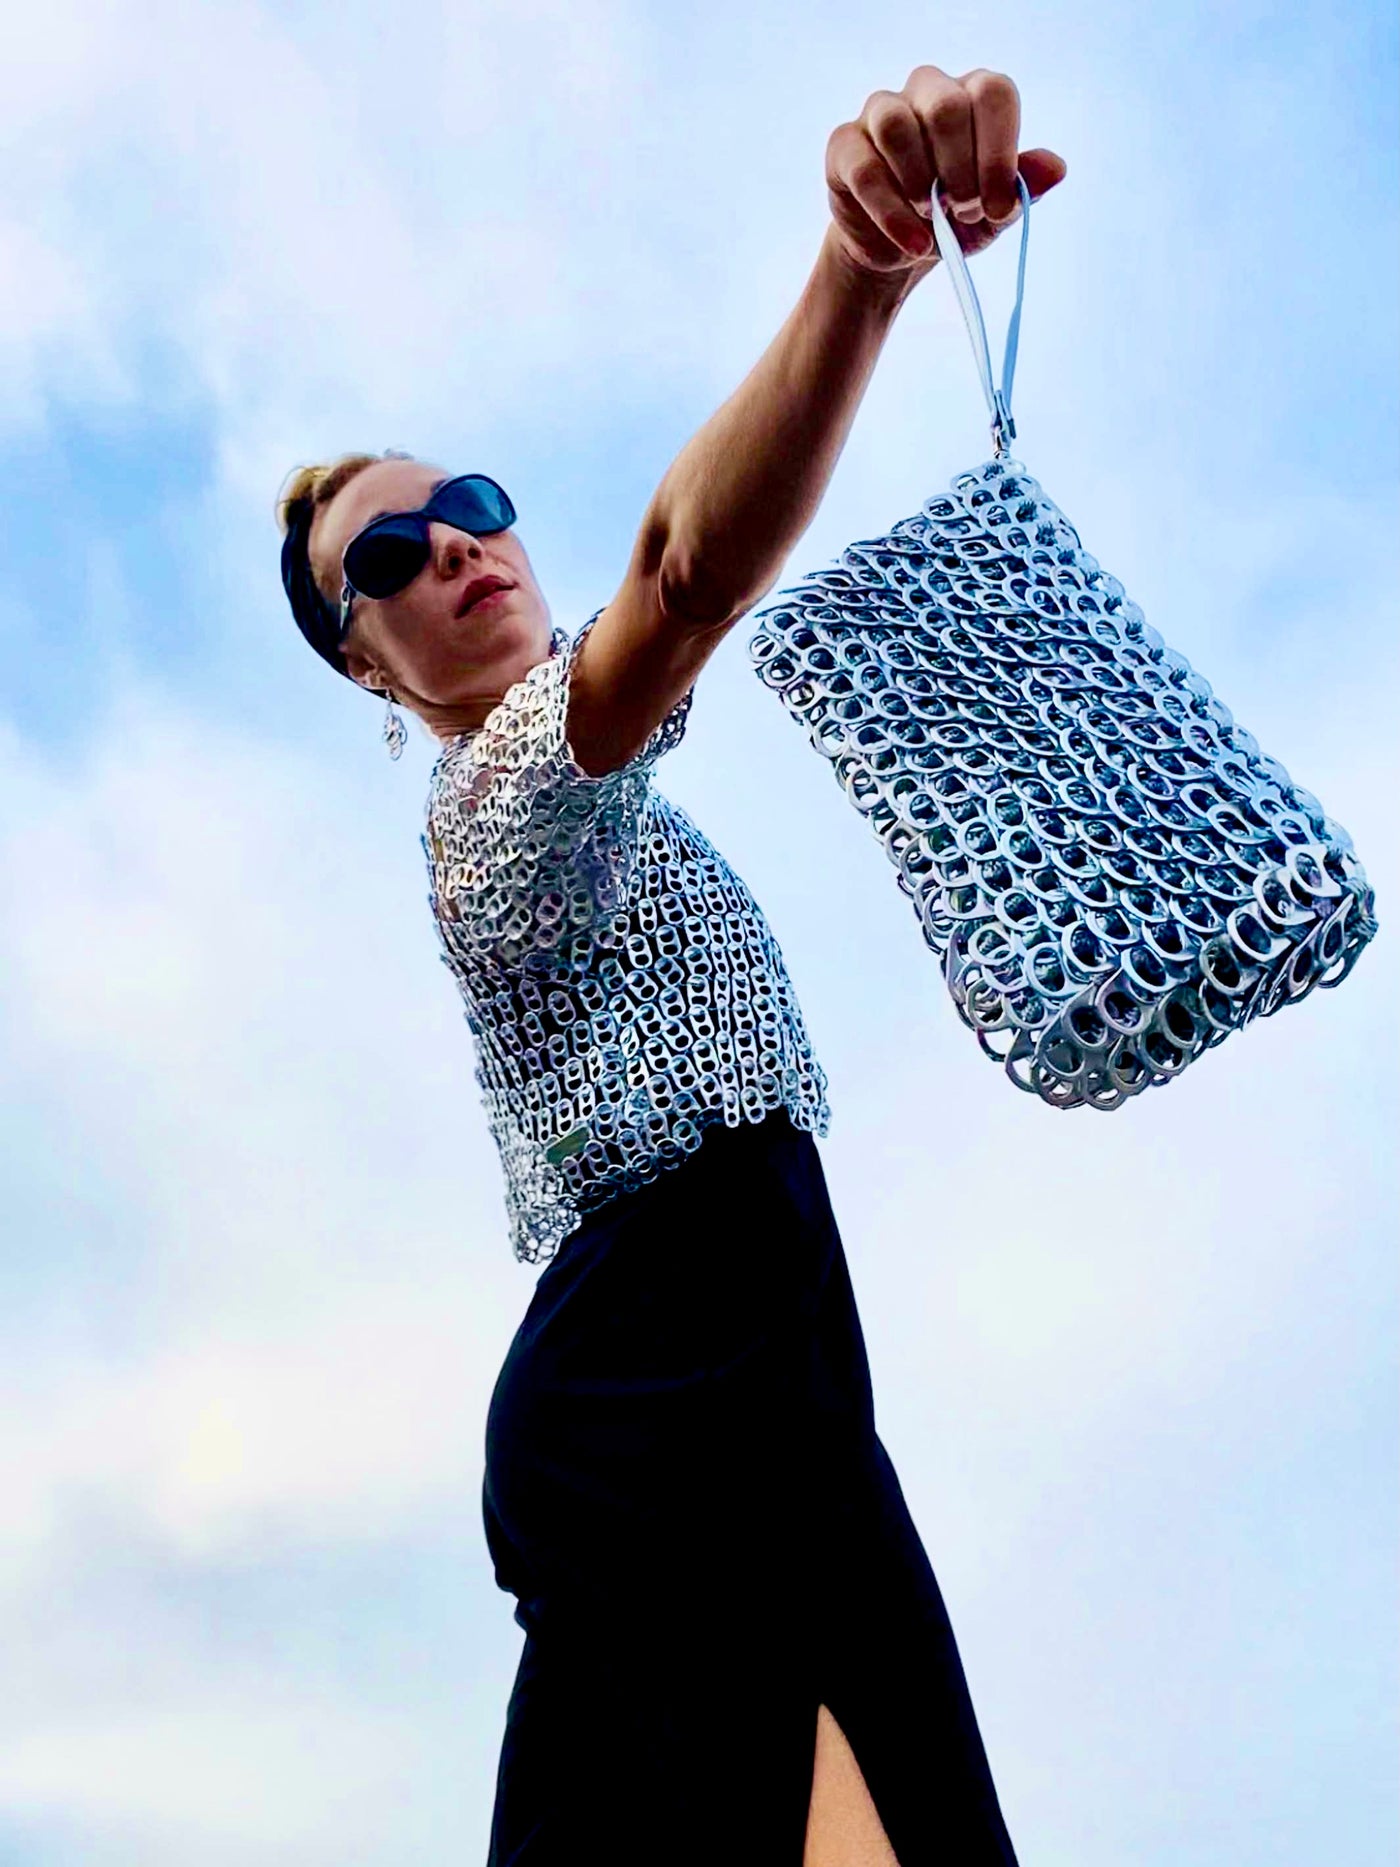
[926,170,1032,458]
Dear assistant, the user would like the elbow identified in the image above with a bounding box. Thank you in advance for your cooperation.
[657,547,764,634]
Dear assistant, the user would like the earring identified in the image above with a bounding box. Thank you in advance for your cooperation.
[381,688,408,760]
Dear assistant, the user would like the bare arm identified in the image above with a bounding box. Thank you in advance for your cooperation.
[645,226,918,629]
[565,230,916,776]
[567,63,1067,777]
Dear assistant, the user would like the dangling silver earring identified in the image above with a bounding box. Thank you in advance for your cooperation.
[381,688,407,760]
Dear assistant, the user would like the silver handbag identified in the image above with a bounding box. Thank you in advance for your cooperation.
[748,173,1379,1110]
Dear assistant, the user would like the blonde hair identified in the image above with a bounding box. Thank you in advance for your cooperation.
[276,448,412,603]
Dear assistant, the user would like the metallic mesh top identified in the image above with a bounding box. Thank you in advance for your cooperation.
[421,612,831,1263]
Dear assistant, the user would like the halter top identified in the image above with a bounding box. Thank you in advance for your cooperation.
[421,612,831,1262]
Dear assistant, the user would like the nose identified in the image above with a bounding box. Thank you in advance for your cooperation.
[429,521,483,577]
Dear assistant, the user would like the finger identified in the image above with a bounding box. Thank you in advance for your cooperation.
[826,120,932,260]
[1018,146,1069,200]
[960,68,1021,226]
[824,128,907,268]
[859,89,934,216]
[988,148,1068,232]
[903,65,979,221]
[944,150,1070,263]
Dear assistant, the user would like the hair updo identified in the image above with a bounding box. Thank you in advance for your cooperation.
[276,448,415,599]
[276,447,415,692]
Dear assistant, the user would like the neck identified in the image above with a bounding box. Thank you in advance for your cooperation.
[408,694,507,743]
[422,697,500,741]
[387,621,559,742]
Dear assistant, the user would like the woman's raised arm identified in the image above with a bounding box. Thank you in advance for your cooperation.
[565,62,1066,778]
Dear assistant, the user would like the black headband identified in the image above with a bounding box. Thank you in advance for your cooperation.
[280,502,358,684]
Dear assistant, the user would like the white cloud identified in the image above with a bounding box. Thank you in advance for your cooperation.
[0,683,528,1573]
[0,1279,501,1577]
[0,0,673,456]
[0,1697,448,1861]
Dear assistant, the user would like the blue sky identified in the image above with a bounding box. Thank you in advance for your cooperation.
[0,1,1396,1861]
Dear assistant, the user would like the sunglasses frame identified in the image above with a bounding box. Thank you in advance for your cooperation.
[338,472,518,638]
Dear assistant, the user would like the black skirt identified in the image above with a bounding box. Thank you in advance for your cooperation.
[482,1104,1019,1866]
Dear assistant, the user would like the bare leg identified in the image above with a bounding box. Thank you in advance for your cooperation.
[804,1701,900,1867]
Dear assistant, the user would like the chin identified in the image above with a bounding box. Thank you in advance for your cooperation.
[428,623,552,709]
[478,605,549,661]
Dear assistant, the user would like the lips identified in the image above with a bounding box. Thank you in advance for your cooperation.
[455,575,513,618]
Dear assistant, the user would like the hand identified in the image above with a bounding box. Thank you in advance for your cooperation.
[824,65,1068,283]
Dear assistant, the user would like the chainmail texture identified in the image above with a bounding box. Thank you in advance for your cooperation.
[748,456,1378,1111]
[423,614,831,1263]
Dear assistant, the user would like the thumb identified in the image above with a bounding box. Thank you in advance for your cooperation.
[1017,147,1069,202]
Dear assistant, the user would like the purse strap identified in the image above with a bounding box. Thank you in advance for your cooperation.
[926,169,1033,458]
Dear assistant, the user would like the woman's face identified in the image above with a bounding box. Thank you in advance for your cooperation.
[308,457,553,737]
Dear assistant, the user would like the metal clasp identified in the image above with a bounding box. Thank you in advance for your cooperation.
[991,389,1017,459]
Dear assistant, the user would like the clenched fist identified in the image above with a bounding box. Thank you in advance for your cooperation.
[825,65,1067,280]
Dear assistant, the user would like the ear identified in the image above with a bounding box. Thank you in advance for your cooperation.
[339,631,391,697]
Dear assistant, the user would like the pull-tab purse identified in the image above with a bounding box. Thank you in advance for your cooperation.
[748,173,1379,1110]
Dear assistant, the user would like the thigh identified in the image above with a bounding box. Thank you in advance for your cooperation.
[484,1113,843,1610]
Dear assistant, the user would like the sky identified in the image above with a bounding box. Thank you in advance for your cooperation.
[0,1,1396,1862]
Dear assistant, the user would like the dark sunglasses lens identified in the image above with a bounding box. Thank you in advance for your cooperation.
[435,476,516,533]
[342,478,516,600]
[345,519,429,598]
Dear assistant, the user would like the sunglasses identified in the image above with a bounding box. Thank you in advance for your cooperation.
[338,473,518,633]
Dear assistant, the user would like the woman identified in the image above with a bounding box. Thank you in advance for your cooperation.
[278,62,1066,1867]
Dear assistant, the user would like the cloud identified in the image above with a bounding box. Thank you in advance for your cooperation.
[0,684,530,1571]
[0,1692,478,1865]
[0,1280,502,1577]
